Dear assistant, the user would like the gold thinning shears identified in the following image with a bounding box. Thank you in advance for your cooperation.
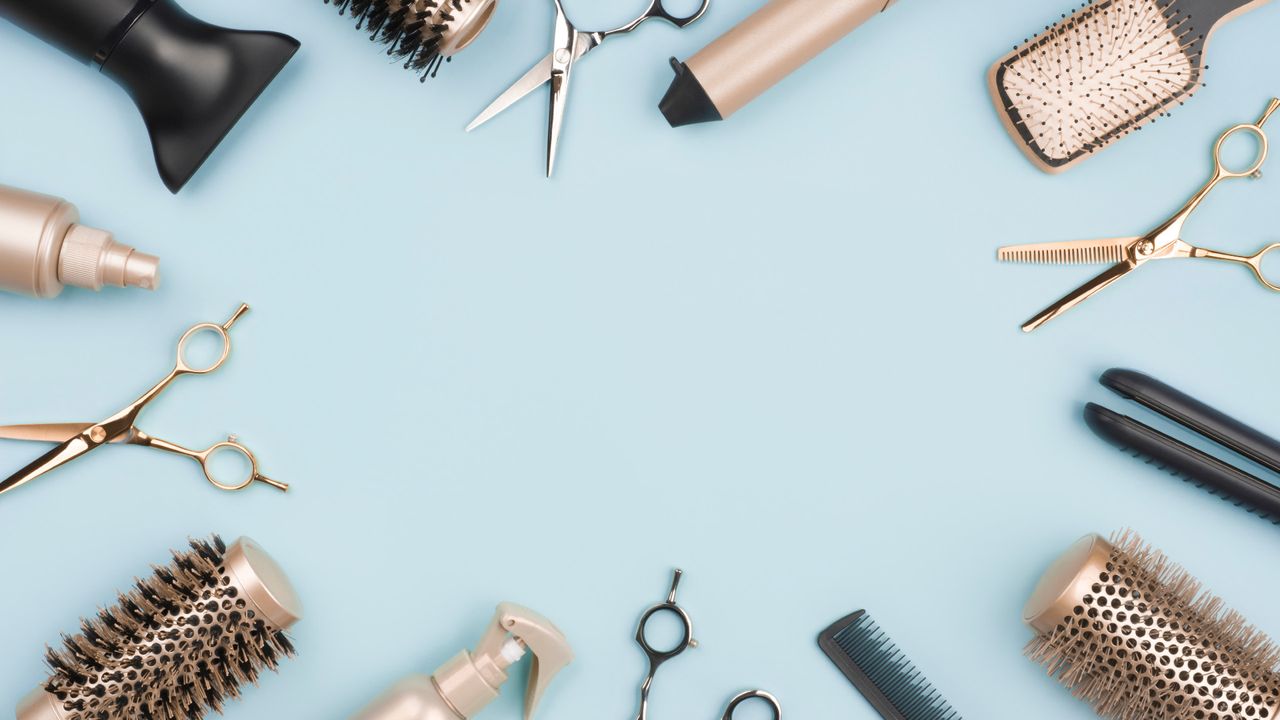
[999,98,1280,332]
[0,304,285,499]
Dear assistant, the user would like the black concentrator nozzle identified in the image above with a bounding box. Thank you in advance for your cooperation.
[0,0,299,193]
[659,57,722,128]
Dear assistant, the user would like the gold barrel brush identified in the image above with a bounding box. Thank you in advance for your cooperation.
[16,536,303,720]
[1024,531,1280,719]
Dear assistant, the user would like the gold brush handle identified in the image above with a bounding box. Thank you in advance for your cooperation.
[685,0,898,120]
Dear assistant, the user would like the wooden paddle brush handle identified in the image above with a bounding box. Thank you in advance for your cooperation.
[684,0,899,120]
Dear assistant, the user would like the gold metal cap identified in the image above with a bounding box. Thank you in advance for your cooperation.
[438,0,498,56]
[16,688,66,720]
[1022,533,1113,635]
[223,537,303,631]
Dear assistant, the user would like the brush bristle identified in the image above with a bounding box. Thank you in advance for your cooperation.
[324,0,466,81]
[41,536,296,720]
[994,0,1203,170]
[1026,530,1280,720]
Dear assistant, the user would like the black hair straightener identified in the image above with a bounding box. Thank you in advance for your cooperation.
[1086,368,1280,523]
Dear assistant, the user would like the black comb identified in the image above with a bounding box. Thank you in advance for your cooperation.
[818,610,962,720]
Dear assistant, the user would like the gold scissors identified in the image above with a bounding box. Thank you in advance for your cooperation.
[999,98,1280,332]
[466,0,712,177]
[0,304,285,499]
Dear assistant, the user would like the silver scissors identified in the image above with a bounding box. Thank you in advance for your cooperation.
[466,0,712,176]
[0,304,285,499]
[633,569,782,720]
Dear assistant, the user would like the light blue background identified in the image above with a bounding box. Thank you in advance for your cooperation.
[2,0,1279,718]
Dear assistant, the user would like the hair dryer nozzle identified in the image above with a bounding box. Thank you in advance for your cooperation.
[0,0,298,193]
[102,1,298,192]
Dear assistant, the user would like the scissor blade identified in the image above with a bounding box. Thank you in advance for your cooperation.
[998,237,1137,265]
[547,69,571,177]
[0,435,94,497]
[0,423,104,443]
[545,6,579,178]
[466,31,599,133]
[467,54,555,132]
[1022,261,1137,333]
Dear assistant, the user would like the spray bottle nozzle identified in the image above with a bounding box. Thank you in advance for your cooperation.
[433,602,573,720]
[59,225,161,292]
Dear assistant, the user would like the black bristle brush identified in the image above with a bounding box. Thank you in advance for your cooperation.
[16,536,304,720]
[323,0,500,81]
[818,610,963,720]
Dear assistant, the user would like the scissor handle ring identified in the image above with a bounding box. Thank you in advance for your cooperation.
[176,323,232,375]
[200,440,259,491]
[649,0,712,26]
[1249,243,1280,292]
[1213,123,1269,180]
[722,690,782,720]
[636,602,694,667]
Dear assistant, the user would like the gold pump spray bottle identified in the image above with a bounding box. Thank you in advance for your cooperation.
[351,603,573,720]
[0,184,159,298]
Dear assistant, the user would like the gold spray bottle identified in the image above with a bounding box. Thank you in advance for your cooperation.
[0,184,159,298]
[351,603,573,720]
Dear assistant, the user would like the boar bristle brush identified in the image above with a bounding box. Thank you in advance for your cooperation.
[1024,530,1280,720]
[989,0,1274,173]
[16,536,303,720]
[323,0,499,81]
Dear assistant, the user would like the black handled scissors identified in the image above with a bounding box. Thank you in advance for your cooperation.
[466,0,712,176]
[633,569,782,720]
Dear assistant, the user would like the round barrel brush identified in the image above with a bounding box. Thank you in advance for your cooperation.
[323,0,500,81]
[1023,530,1280,719]
[16,536,303,720]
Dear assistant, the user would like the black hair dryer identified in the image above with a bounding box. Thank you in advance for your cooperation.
[0,0,299,193]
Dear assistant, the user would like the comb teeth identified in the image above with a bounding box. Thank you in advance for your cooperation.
[998,242,1128,265]
[820,611,962,720]
[993,0,1203,170]
[40,536,296,720]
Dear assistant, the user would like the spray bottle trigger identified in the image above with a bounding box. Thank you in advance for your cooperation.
[476,602,574,720]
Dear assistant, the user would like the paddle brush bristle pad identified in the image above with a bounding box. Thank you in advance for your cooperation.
[38,536,295,720]
[990,0,1204,172]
